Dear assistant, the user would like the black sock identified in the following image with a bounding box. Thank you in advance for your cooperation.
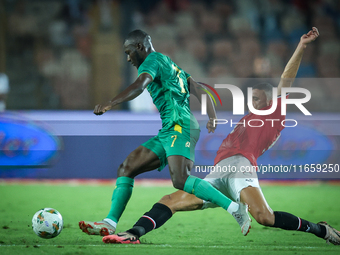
[127,203,173,238]
[273,211,326,238]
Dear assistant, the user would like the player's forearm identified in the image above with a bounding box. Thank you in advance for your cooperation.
[109,84,144,107]
[109,73,152,107]
[206,96,217,120]
[281,42,306,79]
[277,42,307,95]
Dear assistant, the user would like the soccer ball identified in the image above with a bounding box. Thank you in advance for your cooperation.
[32,208,63,239]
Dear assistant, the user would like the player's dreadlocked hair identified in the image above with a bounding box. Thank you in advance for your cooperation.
[125,30,152,48]
[252,83,274,100]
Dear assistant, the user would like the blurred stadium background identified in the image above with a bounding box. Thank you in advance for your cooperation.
[2,0,340,110]
[0,0,340,180]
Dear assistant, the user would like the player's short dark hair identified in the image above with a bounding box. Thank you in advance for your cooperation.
[252,82,273,100]
[125,29,152,47]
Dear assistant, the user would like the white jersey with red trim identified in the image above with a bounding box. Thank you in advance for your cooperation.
[214,96,286,167]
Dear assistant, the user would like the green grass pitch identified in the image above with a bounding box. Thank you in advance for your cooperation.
[0,181,339,255]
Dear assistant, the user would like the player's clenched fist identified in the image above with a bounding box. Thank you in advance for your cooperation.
[300,27,319,45]
[93,103,112,115]
[206,118,217,133]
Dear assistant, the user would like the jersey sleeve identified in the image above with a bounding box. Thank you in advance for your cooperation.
[184,71,191,80]
[138,53,160,80]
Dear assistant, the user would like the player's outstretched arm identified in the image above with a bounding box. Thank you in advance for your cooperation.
[189,78,217,133]
[277,27,319,96]
[93,73,152,115]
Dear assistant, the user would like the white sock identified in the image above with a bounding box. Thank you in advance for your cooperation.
[103,218,117,229]
[226,202,239,214]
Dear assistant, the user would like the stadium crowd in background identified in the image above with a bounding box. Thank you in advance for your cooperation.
[2,0,340,110]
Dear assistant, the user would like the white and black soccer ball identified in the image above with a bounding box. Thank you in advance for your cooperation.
[32,208,63,239]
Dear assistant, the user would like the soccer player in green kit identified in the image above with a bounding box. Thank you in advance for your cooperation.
[79,30,251,238]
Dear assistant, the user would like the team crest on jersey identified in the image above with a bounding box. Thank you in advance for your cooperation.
[185,141,190,147]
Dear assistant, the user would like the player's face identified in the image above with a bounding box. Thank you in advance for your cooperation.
[252,89,271,110]
[124,43,144,69]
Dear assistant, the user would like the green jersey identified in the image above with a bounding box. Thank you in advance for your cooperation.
[138,52,199,130]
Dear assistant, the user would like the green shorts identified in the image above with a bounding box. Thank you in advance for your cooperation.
[142,124,200,171]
